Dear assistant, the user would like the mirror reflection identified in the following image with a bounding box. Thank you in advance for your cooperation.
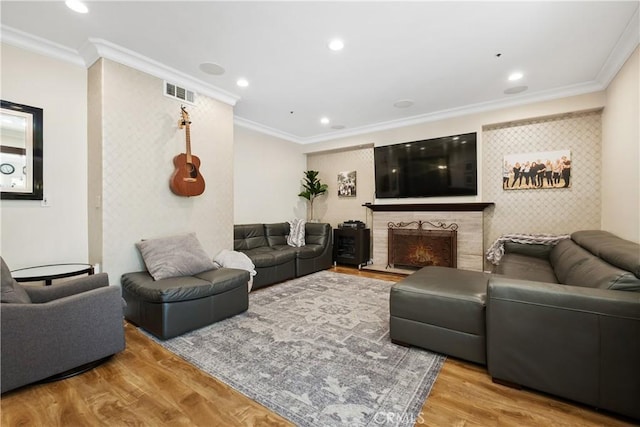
[1,109,32,192]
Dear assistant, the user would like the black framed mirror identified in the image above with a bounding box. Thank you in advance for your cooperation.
[0,100,43,200]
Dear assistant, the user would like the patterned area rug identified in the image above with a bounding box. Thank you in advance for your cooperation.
[151,270,445,426]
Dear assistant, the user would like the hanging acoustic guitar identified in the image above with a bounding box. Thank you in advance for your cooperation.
[170,106,205,197]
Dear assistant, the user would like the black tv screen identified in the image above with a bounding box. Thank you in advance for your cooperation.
[374,132,477,198]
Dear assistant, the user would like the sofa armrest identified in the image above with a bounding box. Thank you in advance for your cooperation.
[24,272,110,303]
[1,285,125,393]
[486,276,640,420]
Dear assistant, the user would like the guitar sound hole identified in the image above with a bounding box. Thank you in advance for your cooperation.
[186,163,197,178]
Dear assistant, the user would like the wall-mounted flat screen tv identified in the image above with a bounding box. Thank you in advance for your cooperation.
[374,132,477,198]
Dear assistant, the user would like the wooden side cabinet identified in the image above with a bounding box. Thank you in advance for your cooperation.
[333,228,370,269]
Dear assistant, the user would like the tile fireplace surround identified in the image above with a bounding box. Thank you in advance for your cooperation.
[364,203,494,273]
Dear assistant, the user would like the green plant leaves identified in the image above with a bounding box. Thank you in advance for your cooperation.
[299,170,327,200]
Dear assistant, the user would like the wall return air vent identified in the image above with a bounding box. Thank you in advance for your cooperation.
[164,81,196,104]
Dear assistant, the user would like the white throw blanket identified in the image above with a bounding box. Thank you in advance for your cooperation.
[213,249,257,292]
[486,233,571,265]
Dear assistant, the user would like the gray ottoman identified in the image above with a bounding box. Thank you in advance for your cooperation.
[121,267,250,340]
[390,266,490,364]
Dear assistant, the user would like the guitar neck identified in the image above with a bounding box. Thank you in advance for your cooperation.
[185,123,193,163]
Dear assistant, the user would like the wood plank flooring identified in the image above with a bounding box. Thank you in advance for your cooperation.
[1,267,636,426]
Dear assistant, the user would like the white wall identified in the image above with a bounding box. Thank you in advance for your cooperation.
[602,46,639,243]
[0,44,88,269]
[233,126,306,223]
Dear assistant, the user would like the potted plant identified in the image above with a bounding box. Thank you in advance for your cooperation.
[298,170,328,221]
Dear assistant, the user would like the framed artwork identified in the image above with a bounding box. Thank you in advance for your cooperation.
[337,170,356,197]
[503,149,571,190]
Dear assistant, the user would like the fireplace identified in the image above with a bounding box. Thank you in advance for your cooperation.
[387,221,457,269]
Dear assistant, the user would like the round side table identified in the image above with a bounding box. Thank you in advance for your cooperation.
[11,263,95,286]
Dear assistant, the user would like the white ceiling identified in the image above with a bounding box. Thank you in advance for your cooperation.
[1,1,638,144]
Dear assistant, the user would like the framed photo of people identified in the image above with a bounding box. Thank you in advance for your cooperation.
[503,150,571,190]
[337,170,356,197]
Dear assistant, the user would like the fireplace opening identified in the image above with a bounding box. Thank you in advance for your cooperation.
[387,221,457,269]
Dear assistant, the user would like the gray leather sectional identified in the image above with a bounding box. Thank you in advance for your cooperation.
[120,223,331,340]
[234,222,333,289]
[390,230,640,420]
[121,268,250,340]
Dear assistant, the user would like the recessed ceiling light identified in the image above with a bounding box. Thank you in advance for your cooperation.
[199,62,225,76]
[508,72,524,81]
[236,78,249,88]
[65,0,88,13]
[328,39,344,51]
[393,99,414,108]
[504,85,528,95]
[320,117,330,125]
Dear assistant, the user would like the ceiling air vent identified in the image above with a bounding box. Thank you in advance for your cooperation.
[164,81,196,104]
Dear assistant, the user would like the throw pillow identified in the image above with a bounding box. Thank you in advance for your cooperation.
[136,233,215,281]
[287,219,306,247]
[1,257,31,304]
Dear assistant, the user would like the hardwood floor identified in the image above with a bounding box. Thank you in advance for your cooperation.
[1,267,635,426]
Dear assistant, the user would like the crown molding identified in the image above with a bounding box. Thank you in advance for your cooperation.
[596,6,639,87]
[233,116,301,143]
[1,26,240,107]
[5,12,636,145]
[236,79,605,145]
[79,38,240,107]
[0,25,85,67]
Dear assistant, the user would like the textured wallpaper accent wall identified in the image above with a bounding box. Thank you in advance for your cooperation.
[306,147,375,228]
[89,59,234,281]
[482,110,602,257]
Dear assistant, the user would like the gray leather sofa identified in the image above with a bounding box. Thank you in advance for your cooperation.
[121,267,250,340]
[234,222,333,289]
[390,230,640,420]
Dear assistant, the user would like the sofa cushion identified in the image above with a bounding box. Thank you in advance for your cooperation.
[264,222,289,246]
[1,257,31,304]
[242,247,296,268]
[294,244,325,259]
[234,224,268,250]
[572,230,640,278]
[550,240,592,285]
[494,253,558,283]
[551,239,640,291]
[121,268,249,303]
[503,241,553,260]
[305,222,331,246]
[136,233,215,281]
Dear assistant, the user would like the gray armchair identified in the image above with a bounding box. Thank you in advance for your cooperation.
[1,257,126,393]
